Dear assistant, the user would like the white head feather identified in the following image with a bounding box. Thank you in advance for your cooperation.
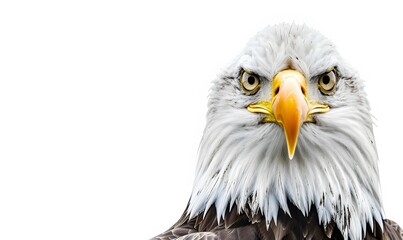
[188,23,383,240]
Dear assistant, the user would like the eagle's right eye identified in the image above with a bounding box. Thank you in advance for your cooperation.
[241,71,261,95]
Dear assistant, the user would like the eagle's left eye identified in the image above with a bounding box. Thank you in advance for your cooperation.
[318,70,337,95]
[241,71,261,94]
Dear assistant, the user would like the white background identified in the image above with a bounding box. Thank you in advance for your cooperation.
[0,0,402,239]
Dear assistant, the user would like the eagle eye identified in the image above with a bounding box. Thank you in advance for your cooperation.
[318,70,337,95]
[240,71,261,94]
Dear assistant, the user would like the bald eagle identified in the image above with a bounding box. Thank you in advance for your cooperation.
[152,24,403,240]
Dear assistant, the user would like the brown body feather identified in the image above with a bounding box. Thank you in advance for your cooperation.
[152,203,403,240]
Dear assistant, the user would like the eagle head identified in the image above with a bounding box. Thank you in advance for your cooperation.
[188,23,383,239]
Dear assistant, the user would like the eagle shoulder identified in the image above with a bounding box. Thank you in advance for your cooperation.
[152,202,403,240]
[383,219,403,240]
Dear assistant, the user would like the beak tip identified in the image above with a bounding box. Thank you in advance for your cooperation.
[288,149,295,160]
[284,128,299,161]
[285,134,298,160]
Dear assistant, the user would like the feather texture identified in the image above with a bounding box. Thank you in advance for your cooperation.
[152,23,403,240]
[152,203,401,239]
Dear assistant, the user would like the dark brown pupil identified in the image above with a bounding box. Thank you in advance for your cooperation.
[248,76,256,85]
[322,75,330,85]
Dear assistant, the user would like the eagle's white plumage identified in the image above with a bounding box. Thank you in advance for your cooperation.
[153,23,402,240]
[189,24,382,240]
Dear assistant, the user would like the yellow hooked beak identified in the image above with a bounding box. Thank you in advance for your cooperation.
[247,70,329,159]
